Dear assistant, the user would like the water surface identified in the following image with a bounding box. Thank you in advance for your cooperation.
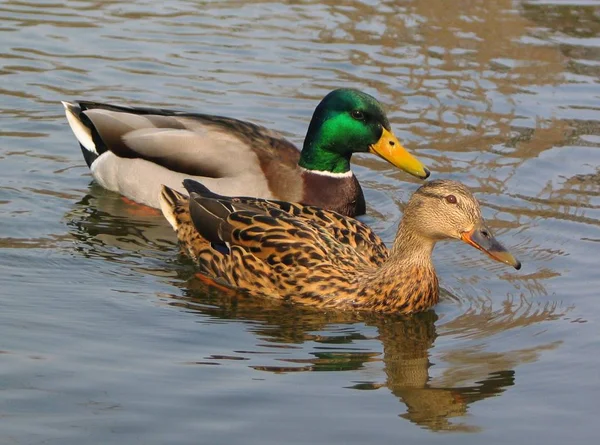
[1,0,599,443]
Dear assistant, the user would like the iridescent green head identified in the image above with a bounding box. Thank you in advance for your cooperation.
[298,89,429,178]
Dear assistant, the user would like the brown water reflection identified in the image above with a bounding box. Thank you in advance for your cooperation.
[301,0,568,163]
[166,276,563,433]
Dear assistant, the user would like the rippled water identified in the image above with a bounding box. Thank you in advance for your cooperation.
[1,0,599,443]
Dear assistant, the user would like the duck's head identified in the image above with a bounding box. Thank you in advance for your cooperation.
[299,89,430,179]
[401,180,521,269]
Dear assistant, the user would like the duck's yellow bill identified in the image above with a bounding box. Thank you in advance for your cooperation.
[369,128,430,179]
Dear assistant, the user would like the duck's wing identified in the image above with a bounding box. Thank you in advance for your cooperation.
[62,101,303,207]
[160,183,320,264]
[183,179,389,266]
[160,183,386,302]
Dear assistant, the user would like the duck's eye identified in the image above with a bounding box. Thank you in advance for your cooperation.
[351,110,365,120]
[445,194,457,204]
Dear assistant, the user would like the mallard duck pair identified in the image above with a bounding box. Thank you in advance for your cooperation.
[63,89,521,314]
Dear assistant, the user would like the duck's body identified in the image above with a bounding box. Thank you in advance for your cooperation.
[160,179,521,314]
[62,89,429,216]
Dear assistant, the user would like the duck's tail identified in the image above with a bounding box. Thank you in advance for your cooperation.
[160,184,211,261]
[159,185,189,231]
[61,101,103,168]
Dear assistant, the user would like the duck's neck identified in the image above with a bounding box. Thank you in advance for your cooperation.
[297,131,364,216]
[349,224,439,313]
[389,222,436,263]
[299,167,365,217]
[298,136,352,174]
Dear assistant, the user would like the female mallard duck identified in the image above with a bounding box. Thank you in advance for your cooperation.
[61,89,429,217]
[159,179,521,314]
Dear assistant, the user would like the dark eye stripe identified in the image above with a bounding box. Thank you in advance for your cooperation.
[417,190,444,200]
[418,190,469,204]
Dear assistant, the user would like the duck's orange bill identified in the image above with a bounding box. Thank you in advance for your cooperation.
[460,225,521,270]
[369,128,430,179]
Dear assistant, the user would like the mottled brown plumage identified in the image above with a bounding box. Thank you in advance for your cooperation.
[160,179,521,314]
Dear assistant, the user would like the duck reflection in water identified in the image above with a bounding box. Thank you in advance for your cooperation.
[65,186,564,432]
[172,278,562,433]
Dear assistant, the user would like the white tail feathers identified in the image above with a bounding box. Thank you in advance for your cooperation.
[62,101,97,155]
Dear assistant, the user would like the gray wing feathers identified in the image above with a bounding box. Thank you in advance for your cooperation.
[84,110,258,177]
[121,128,255,177]
[81,109,274,208]
[84,109,152,156]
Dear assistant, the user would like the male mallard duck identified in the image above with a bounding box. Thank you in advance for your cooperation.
[61,89,429,216]
[159,179,521,314]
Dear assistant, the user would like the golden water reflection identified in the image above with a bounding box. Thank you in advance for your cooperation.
[167,277,565,432]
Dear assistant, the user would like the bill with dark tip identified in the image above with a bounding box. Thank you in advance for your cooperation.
[460,224,521,270]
